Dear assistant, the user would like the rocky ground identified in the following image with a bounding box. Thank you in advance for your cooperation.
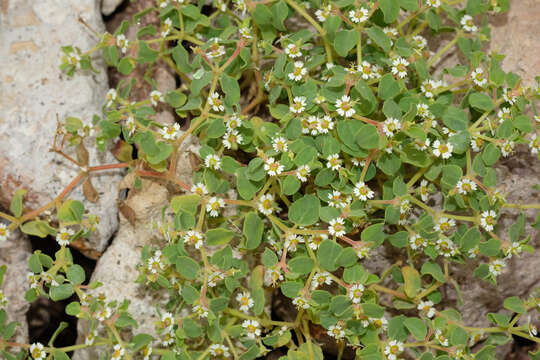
[0,0,539,359]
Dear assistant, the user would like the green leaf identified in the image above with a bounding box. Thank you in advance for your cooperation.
[366,26,391,52]
[317,239,343,272]
[65,302,80,316]
[289,195,320,226]
[131,334,154,352]
[421,262,446,283]
[9,189,26,218]
[441,165,462,190]
[176,256,200,280]
[482,143,501,166]
[172,44,192,73]
[361,223,385,245]
[403,317,427,341]
[503,296,525,314]
[21,220,56,238]
[117,57,134,75]
[58,200,85,223]
[514,115,533,133]
[50,284,74,301]
[334,30,359,57]
[170,195,201,215]
[282,175,301,195]
[380,0,400,23]
[442,106,468,131]
[53,351,70,360]
[66,265,85,285]
[469,93,494,111]
[262,248,278,267]
[206,228,236,246]
[288,256,314,275]
[137,41,159,64]
[243,212,264,250]
[378,73,400,100]
[356,124,379,149]
[402,266,421,298]
[220,73,240,106]
[281,281,303,298]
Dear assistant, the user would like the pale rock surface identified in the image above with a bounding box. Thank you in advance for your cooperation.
[0,230,32,344]
[101,0,124,16]
[73,176,170,360]
[0,0,122,252]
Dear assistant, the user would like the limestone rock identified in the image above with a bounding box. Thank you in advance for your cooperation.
[0,0,122,252]
[0,230,32,344]
[101,0,124,16]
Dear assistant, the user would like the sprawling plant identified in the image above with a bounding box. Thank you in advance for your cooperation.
[1,0,540,359]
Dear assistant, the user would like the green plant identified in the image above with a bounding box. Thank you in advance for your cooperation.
[1,0,540,359]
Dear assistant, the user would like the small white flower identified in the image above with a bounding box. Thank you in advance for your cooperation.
[301,115,319,135]
[391,57,409,79]
[354,181,374,201]
[111,344,125,360]
[67,51,81,68]
[328,324,345,340]
[436,329,449,346]
[105,89,117,107]
[412,35,427,49]
[147,252,164,274]
[96,306,112,321]
[258,194,276,215]
[272,137,288,153]
[292,296,310,309]
[239,26,252,39]
[0,223,10,242]
[335,95,355,118]
[436,237,458,257]
[348,283,365,304]
[208,92,225,112]
[29,343,47,360]
[290,96,307,114]
[327,190,351,209]
[416,103,431,119]
[242,320,261,339]
[461,14,477,33]
[368,317,388,330]
[205,154,222,170]
[471,67,487,87]
[208,271,225,287]
[285,234,304,252]
[383,27,398,39]
[529,134,540,154]
[125,116,136,137]
[501,140,514,157]
[150,90,164,106]
[223,130,243,149]
[27,273,39,289]
[161,18,173,37]
[0,290,7,308]
[236,291,254,313]
[206,197,225,217]
[419,179,430,201]
[284,43,302,58]
[432,140,453,159]
[161,311,175,330]
[384,340,404,360]
[468,246,480,258]
[326,154,342,171]
[498,107,512,124]
[85,330,97,346]
[288,61,307,82]
[383,118,401,137]
[116,34,129,54]
[315,4,332,22]
[209,344,230,358]
[206,38,226,58]
[417,300,436,318]
[504,242,523,258]
[265,266,284,285]
[409,233,427,250]
[264,157,284,176]
[328,218,345,237]
[426,0,441,7]
[349,7,369,23]
[191,182,208,196]
[314,94,326,104]
[480,210,497,231]
[193,304,208,318]
[318,115,334,133]
[358,61,376,80]
[296,165,311,182]
[421,79,442,98]
[56,228,74,246]
[308,233,327,250]
[184,230,204,249]
[311,272,332,290]
[528,316,538,337]
[471,137,483,152]
[160,123,181,140]
[226,114,242,130]
[456,178,477,195]
[435,217,456,233]
[356,246,370,259]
